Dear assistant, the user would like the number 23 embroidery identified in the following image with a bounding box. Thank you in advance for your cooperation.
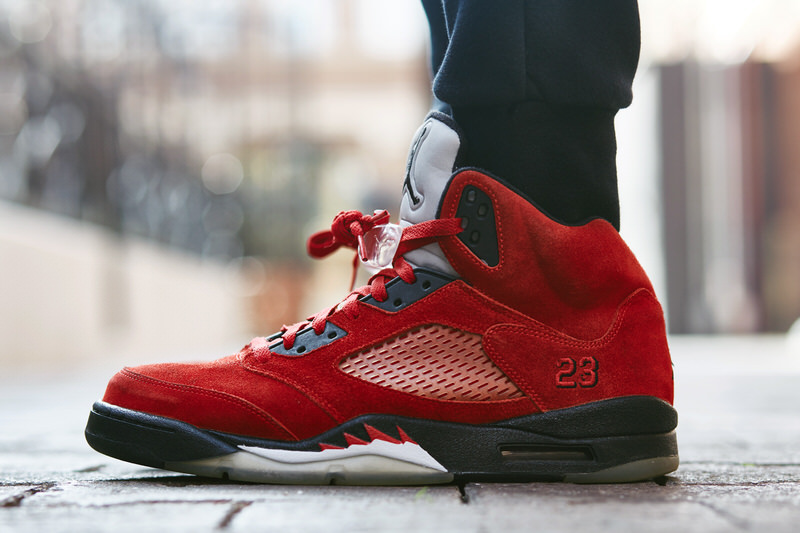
[556,356,598,388]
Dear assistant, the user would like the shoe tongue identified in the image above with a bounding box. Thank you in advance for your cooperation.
[399,114,461,276]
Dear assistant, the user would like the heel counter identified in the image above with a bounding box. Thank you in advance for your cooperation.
[618,289,674,406]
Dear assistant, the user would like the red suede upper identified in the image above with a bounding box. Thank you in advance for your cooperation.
[102,169,673,442]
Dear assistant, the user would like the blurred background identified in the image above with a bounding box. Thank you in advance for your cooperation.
[1,0,800,368]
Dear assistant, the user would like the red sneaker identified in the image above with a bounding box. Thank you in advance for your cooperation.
[86,115,677,484]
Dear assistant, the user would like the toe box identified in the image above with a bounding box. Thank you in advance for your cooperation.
[101,355,336,440]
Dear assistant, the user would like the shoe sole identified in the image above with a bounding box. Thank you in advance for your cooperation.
[85,396,678,485]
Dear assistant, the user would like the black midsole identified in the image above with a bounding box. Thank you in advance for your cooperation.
[85,396,677,479]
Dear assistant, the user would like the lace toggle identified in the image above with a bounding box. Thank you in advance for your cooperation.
[307,209,391,260]
[358,223,403,274]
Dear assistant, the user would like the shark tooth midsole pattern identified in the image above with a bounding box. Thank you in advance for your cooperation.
[166,450,453,485]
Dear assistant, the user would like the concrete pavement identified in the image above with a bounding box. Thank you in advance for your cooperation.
[1,336,799,532]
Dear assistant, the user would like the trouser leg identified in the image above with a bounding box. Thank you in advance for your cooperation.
[420,0,641,229]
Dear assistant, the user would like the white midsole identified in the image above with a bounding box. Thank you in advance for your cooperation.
[240,439,446,471]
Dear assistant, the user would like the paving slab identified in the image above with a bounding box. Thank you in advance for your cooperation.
[1,336,799,532]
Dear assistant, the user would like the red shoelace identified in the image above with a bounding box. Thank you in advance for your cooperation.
[267,210,462,351]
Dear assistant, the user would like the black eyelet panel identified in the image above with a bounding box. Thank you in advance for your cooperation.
[455,185,499,267]
[361,268,455,313]
[270,322,348,356]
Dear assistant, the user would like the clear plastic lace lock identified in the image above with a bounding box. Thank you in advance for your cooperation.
[358,223,403,273]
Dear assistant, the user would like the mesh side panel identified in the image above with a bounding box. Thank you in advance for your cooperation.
[338,325,524,402]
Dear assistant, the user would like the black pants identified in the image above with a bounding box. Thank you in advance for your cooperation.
[421,0,641,229]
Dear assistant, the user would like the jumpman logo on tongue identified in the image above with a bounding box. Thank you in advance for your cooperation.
[402,124,428,206]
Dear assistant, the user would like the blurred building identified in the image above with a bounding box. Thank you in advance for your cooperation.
[0,0,429,257]
[659,59,800,333]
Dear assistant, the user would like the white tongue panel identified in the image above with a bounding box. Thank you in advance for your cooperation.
[399,116,460,276]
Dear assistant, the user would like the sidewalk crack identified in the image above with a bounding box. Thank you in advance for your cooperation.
[457,482,470,504]
[217,500,252,529]
[1,482,57,508]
